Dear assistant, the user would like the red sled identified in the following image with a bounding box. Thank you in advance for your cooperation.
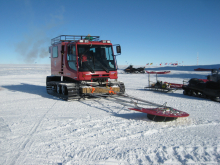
[194,68,212,71]
[129,107,189,121]
[164,82,183,89]
[146,71,170,74]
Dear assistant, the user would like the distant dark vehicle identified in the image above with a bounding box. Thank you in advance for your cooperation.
[194,68,220,71]
[194,68,212,71]
[182,78,220,102]
[124,65,145,73]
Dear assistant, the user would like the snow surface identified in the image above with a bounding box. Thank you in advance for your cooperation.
[0,64,220,165]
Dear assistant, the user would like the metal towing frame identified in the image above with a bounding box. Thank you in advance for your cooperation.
[78,84,189,122]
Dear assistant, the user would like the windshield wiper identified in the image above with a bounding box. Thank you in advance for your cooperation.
[79,53,95,73]
[94,57,109,73]
[83,61,95,73]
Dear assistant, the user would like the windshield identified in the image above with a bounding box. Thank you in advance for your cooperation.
[77,45,116,72]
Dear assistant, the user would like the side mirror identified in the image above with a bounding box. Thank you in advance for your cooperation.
[116,46,121,54]
[113,44,121,55]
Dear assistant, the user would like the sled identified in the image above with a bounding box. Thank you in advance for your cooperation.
[144,86,177,93]
[129,107,189,118]
[163,82,183,89]
[145,72,183,93]
[129,107,189,121]
[146,71,170,74]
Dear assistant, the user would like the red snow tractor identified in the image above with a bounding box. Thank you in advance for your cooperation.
[46,35,125,100]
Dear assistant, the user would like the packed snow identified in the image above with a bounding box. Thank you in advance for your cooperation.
[0,64,220,165]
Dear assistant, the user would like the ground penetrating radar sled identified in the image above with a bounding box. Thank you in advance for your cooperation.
[46,35,189,121]
[144,73,183,93]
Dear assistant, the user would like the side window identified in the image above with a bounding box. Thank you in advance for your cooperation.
[52,46,58,58]
[105,47,113,60]
[67,45,77,70]
[105,47,115,69]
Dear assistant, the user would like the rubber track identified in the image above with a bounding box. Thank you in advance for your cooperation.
[182,86,220,102]
[46,81,80,100]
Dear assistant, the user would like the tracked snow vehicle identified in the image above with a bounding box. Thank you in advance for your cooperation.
[124,65,145,73]
[46,35,125,100]
[46,35,190,122]
[182,78,220,102]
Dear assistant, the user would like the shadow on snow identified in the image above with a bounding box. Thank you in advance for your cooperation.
[79,99,151,122]
[137,88,214,102]
[1,83,60,100]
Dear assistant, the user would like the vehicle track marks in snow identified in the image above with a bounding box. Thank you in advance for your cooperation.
[0,117,11,133]
[9,101,58,165]
[1,64,220,164]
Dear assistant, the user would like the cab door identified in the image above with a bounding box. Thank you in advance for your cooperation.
[51,45,62,76]
[65,44,78,79]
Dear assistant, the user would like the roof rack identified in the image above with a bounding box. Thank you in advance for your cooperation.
[51,35,100,45]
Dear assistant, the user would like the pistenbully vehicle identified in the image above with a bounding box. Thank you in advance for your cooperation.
[46,35,125,100]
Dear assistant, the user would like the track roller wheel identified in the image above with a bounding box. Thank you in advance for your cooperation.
[202,93,207,98]
[147,114,177,122]
[183,90,187,95]
[188,90,193,96]
[57,85,61,94]
[192,91,197,96]
[210,96,220,102]
[62,85,67,95]
[215,97,220,102]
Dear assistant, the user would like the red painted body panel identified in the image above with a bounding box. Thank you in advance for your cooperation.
[78,71,117,81]
[199,79,209,82]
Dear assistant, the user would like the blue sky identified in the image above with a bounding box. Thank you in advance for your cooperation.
[0,0,219,65]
